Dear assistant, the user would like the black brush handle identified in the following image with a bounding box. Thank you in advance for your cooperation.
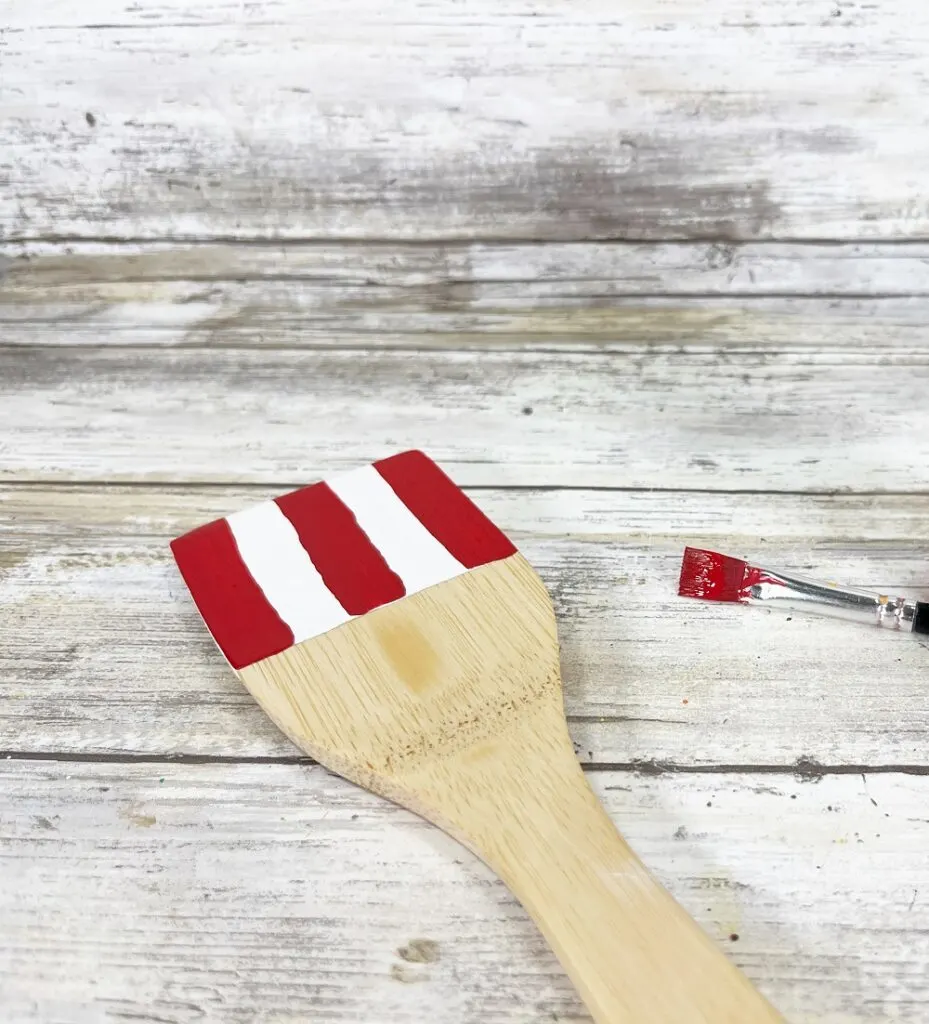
[915,602,929,636]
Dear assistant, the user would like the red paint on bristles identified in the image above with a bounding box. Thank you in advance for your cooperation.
[678,547,787,604]
[678,546,752,603]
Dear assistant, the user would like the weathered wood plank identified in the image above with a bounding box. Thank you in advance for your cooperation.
[6,241,929,294]
[4,0,929,241]
[2,760,927,1023]
[3,485,927,764]
[1,346,928,489]
[5,242,929,350]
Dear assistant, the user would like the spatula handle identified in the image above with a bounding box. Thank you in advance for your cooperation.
[428,700,785,1023]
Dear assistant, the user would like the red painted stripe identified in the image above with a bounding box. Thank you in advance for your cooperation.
[170,519,294,670]
[275,481,406,614]
[374,450,516,568]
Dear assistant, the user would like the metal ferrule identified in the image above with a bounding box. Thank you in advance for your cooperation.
[746,566,919,632]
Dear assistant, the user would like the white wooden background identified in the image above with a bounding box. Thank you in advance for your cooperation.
[2,2,929,1022]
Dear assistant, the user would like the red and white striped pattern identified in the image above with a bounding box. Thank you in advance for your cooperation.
[170,450,516,669]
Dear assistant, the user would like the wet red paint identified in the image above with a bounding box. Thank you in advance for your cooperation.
[740,564,783,597]
[374,450,517,568]
[170,518,294,669]
[275,481,406,614]
[678,546,782,603]
[171,450,518,670]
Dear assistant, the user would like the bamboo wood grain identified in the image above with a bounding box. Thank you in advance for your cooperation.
[239,553,784,1021]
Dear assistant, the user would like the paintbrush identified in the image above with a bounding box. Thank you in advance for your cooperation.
[679,546,929,636]
[171,451,782,1023]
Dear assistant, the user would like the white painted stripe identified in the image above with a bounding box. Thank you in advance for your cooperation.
[327,464,467,594]
[227,501,352,643]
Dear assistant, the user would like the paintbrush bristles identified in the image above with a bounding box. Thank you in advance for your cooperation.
[678,546,751,603]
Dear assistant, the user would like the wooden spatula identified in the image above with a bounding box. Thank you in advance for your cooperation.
[170,450,783,1023]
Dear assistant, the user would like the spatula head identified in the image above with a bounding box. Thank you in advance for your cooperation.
[171,451,562,808]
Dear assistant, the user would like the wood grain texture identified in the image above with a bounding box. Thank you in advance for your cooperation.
[4,484,928,765]
[5,0,929,1014]
[237,552,779,1022]
[4,0,929,242]
[7,241,929,296]
[5,242,929,350]
[2,759,928,1023]
[1,346,928,489]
